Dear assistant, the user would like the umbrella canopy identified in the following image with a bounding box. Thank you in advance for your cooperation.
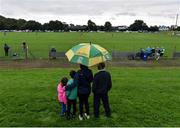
[65,43,112,67]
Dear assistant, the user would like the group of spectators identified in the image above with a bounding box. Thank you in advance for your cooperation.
[3,42,28,58]
[140,46,165,61]
[57,63,112,120]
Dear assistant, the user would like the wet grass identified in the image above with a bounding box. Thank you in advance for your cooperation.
[0,67,180,126]
[0,32,180,59]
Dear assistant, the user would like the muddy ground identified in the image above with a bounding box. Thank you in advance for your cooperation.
[0,58,180,68]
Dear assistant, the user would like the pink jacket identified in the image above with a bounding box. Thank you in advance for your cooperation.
[57,83,67,104]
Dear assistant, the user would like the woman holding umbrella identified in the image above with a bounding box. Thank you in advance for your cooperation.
[74,64,93,120]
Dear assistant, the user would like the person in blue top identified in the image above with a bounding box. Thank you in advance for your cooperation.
[146,46,152,57]
[140,48,145,60]
[66,70,77,120]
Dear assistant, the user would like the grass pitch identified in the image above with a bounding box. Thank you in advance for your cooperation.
[0,32,180,59]
[0,67,179,127]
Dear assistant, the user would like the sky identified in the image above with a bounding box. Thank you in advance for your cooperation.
[0,0,180,26]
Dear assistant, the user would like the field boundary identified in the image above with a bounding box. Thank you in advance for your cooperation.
[0,59,180,68]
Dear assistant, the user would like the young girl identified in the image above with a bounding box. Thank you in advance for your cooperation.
[66,70,77,119]
[57,77,68,116]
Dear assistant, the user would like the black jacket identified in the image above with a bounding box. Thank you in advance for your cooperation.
[74,66,93,94]
[92,70,112,94]
[4,45,9,51]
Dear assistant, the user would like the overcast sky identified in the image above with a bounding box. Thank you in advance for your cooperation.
[0,0,180,26]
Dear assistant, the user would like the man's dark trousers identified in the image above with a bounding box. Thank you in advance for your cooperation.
[93,93,111,117]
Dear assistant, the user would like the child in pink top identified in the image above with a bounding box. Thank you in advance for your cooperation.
[57,77,68,116]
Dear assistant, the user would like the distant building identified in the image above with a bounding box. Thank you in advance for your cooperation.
[118,26,128,30]
[69,25,87,31]
[158,26,170,31]
[112,25,128,31]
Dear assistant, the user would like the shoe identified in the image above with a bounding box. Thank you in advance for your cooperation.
[79,115,83,121]
[106,114,112,118]
[84,113,90,119]
[94,115,99,118]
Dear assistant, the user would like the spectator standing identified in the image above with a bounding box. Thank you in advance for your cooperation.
[22,42,28,59]
[74,64,93,120]
[4,43,10,56]
[66,70,77,120]
[92,63,112,118]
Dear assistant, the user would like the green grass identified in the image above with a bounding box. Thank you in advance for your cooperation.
[0,32,180,59]
[0,67,180,127]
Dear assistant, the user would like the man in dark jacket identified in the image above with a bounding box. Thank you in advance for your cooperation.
[74,64,93,120]
[92,62,112,118]
[4,43,10,56]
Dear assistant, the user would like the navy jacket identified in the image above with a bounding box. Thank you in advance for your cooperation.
[92,70,112,94]
[73,66,93,94]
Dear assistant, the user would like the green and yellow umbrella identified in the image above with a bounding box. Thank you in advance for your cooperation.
[65,43,112,67]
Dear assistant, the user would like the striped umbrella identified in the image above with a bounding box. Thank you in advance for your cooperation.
[65,43,112,67]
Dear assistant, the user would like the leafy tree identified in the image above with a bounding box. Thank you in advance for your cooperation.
[48,20,64,31]
[0,15,5,20]
[176,26,180,31]
[129,20,149,31]
[97,25,104,31]
[0,16,5,30]
[4,18,18,30]
[42,23,50,31]
[17,19,27,30]
[0,21,5,30]
[62,22,69,32]
[149,26,159,32]
[87,20,97,31]
[104,21,112,31]
[24,20,42,31]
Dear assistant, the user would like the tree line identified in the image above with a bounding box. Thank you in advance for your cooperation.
[0,15,179,32]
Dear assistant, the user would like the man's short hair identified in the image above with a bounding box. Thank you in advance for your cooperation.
[98,62,105,70]
[80,64,88,69]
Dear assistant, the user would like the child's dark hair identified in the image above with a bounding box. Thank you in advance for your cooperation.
[61,77,68,86]
[69,70,76,78]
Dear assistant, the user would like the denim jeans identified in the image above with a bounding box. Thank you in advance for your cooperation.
[60,102,66,115]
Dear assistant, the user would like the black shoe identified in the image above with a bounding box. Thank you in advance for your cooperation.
[106,115,112,118]
[94,115,99,118]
